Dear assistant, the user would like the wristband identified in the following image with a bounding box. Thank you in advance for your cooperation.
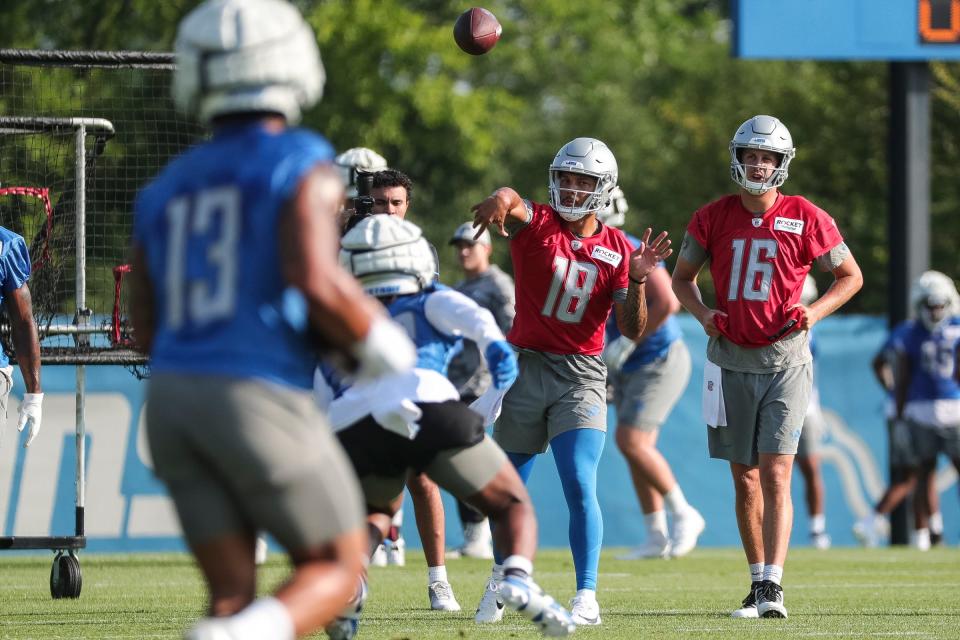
[629,275,647,286]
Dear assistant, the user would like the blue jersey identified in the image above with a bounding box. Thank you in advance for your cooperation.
[893,317,960,402]
[388,284,462,374]
[606,248,681,371]
[0,228,31,368]
[133,124,335,388]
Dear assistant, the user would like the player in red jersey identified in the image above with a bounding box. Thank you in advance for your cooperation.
[672,115,862,619]
[470,137,672,626]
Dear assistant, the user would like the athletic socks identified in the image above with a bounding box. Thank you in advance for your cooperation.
[644,510,669,537]
[503,555,534,580]
[226,597,294,640]
[427,565,448,584]
[809,513,826,535]
[664,486,690,514]
[750,562,765,584]
[762,564,783,586]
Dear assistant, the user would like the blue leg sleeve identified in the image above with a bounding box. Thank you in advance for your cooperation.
[551,428,605,591]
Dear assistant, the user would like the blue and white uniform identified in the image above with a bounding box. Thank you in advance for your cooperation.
[135,124,333,388]
[136,122,365,550]
[0,229,32,370]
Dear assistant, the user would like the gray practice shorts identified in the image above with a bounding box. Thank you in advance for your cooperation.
[611,340,691,431]
[336,400,507,510]
[146,373,365,550]
[911,421,960,463]
[888,418,920,468]
[494,352,607,455]
[707,363,813,466]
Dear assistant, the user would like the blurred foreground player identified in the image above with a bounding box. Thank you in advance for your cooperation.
[130,1,415,638]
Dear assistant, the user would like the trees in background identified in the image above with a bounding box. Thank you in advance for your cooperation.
[2,0,958,312]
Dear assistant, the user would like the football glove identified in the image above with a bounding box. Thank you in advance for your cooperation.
[17,393,43,448]
[485,340,518,390]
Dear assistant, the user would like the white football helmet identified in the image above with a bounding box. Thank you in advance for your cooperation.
[596,186,628,227]
[729,115,796,195]
[340,214,437,297]
[910,270,960,331]
[800,274,818,306]
[173,0,325,125]
[548,137,619,222]
[335,147,388,198]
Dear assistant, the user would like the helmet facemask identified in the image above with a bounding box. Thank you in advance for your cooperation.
[910,270,960,331]
[547,137,618,222]
[729,115,796,196]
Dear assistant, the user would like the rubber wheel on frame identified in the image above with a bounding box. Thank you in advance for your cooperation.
[50,550,82,599]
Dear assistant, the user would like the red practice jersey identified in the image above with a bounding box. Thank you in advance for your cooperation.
[687,194,844,348]
[508,201,632,355]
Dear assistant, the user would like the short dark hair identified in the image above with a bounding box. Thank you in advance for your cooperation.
[372,169,413,202]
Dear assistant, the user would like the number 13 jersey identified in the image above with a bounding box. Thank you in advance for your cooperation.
[687,194,844,348]
[507,201,632,356]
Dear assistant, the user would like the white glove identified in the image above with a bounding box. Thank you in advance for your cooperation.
[17,392,43,448]
[351,317,416,382]
[601,335,637,373]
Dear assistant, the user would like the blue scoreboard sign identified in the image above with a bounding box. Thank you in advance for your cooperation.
[733,0,960,60]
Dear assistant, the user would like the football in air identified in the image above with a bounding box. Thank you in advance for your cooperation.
[453,7,502,55]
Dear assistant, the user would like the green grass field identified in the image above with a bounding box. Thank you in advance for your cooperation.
[1,547,957,639]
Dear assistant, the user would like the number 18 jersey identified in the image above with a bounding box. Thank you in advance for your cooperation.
[507,201,632,355]
[687,194,843,348]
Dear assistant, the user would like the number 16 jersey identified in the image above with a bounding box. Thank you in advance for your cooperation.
[507,201,632,356]
[687,193,843,349]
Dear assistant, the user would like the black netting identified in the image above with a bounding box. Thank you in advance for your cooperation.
[0,50,203,368]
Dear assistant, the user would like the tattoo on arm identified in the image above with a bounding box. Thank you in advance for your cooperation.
[623,279,647,338]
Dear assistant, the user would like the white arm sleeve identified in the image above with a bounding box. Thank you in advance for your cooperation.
[424,289,505,354]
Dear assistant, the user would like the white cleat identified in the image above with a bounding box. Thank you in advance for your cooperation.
[387,537,406,566]
[474,577,505,623]
[569,594,602,625]
[370,543,388,567]
[184,618,237,640]
[325,576,368,640]
[756,580,787,619]
[499,575,576,637]
[617,531,672,560]
[911,528,931,551]
[670,507,706,557]
[455,521,495,559]
[428,580,462,611]
[253,535,268,565]
[853,514,889,548]
[730,582,760,619]
[811,531,832,550]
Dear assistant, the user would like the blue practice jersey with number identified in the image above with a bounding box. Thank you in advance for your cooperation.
[0,228,32,368]
[893,317,960,402]
[133,123,334,388]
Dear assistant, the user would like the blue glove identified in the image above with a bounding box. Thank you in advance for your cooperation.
[485,340,519,390]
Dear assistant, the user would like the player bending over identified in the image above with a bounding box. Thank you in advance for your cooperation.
[319,214,576,639]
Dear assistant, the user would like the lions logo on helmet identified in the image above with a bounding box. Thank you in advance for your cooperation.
[729,115,796,196]
[548,137,619,222]
[173,0,325,125]
[340,214,437,297]
[910,270,960,331]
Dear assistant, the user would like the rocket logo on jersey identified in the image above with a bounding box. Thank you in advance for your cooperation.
[773,217,805,235]
[591,245,622,267]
